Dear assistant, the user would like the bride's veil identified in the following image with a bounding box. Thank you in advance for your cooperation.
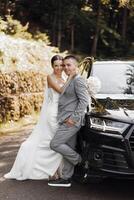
[38,83,49,121]
[28,82,49,140]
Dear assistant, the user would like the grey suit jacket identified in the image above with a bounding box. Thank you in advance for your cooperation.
[57,74,89,127]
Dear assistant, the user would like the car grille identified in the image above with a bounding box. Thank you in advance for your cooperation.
[102,150,129,171]
[129,130,134,151]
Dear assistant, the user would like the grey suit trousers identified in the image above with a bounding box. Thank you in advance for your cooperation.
[50,123,81,180]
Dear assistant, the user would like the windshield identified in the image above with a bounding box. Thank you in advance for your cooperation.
[91,62,134,95]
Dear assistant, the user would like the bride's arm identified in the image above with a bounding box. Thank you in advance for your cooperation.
[47,74,76,94]
[47,75,64,93]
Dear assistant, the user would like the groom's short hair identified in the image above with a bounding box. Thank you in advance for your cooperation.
[64,55,78,64]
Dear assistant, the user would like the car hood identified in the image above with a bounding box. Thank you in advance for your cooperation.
[91,94,134,124]
[107,109,134,121]
[91,109,134,124]
[95,94,134,100]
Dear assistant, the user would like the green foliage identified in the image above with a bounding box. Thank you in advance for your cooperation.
[118,0,130,6]
[0,15,32,39]
[0,50,4,64]
[124,64,134,94]
[0,15,51,45]
[101,0,130,6]
[101,0,110,5]
[33,31,51,45]
[0,0,134,59]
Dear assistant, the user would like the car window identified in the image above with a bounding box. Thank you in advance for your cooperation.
[91,62,134,95]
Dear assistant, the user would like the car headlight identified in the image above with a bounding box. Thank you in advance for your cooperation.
[90,117,128,134]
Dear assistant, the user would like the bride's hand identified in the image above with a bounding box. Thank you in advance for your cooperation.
[64,118,75,127]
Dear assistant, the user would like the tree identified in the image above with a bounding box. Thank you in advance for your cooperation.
[90,0,101,56]
[0,0,133,58]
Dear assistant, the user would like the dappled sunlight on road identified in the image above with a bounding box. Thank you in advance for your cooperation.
[0,176,6,183]
[0,130,31,180]
[0,161,9,167]
[1,130,134,200]
[1,149,17,156]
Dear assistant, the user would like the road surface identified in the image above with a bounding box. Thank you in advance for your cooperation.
[0,130,134,200]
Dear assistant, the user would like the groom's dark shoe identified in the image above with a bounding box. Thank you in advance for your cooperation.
[48,178,71,187]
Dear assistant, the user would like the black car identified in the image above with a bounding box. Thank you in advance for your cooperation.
[74,61,134,182]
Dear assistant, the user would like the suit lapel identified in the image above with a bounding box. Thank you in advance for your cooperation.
[60,77,73,97]
[60,74,80,97]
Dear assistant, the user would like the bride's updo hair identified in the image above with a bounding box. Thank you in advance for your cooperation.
[51,55,63,66]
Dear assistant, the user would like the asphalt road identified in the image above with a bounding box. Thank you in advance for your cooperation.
[0,130,134,200]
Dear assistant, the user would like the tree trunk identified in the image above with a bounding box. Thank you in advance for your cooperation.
[121,7,128,43]
[71,24,74,52]
[90,0,101,56]
[52,12,57,46]
[4,0,9,16]
[57,0,62,49]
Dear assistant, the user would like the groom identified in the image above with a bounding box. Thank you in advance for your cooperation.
[48,55,89,187]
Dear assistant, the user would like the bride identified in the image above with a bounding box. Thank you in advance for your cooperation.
[4,55,69,180]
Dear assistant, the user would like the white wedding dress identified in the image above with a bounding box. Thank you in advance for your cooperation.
[4,85,62,180]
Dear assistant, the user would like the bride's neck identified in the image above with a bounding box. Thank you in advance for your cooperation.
[53,73,62,79]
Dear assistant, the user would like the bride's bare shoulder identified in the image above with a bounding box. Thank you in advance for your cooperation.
[47,74,53,79]
[47,74,54,83]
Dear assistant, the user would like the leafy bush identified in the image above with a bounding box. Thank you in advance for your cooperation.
[0,15,66,72]
[0,15,32,39]
[33,31,51,45]
[0,15,50,45]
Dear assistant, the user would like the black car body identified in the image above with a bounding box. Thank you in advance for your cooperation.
[74,61,134,182]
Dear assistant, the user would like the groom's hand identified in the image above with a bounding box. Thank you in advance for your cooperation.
[64,118,75,127]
